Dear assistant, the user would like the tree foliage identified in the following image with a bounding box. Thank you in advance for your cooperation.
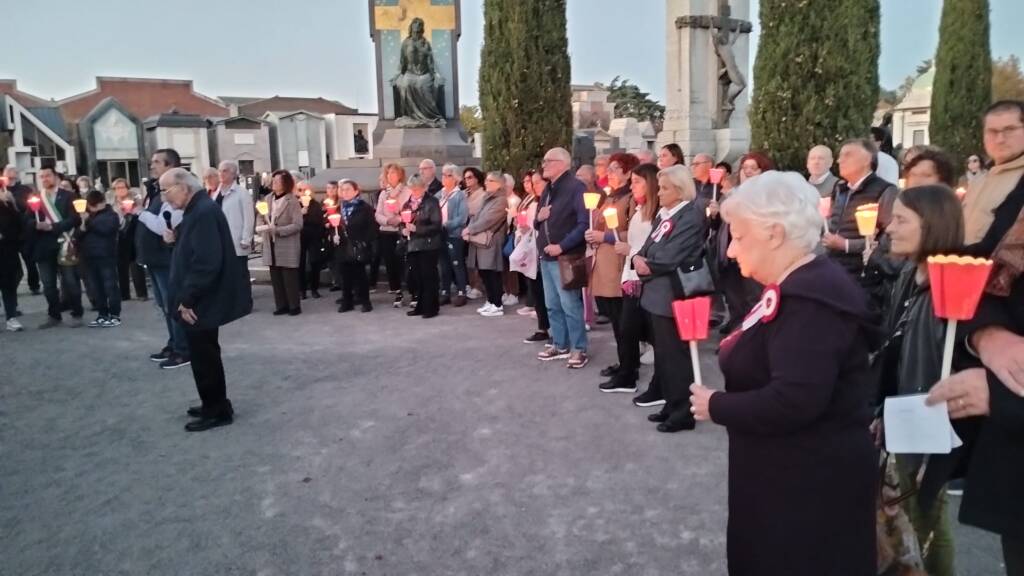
[459,105,484,138]
[992,55,1024,102]
[931,0,991,168]
[750,0,880,171]
[596,76,665,132]
[479,0,572,174]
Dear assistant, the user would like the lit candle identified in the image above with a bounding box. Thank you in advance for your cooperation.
[854,203,879,237]
[603,207,619,230]
[27,195,42,222]
[323,198,336,208]
[327,213,342,228]
[955,187,967,201]
[73,198,87,214]
[583,192,601,210]
[121,199,135,213]
[255,201,269,216]
[818,197,832,219]
[300,195,311,208]
[898,178,907,189]
[385,198,399,213]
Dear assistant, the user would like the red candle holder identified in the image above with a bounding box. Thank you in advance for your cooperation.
[672,296,712,387]
[327,213,342,228]
[927,255,994,378]
[400,210,413,224]
[709,168,726,185]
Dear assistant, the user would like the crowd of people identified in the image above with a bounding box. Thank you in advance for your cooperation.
[2,98,1023,574]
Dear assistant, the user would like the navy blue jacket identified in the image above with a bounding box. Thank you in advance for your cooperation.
[23,189,81,261]
[169,192,252,330]
[77,206,119,263]
[135,179,173,268]
[535,171,588,260]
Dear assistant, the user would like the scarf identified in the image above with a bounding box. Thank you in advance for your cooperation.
[986,206,1024,296]
[342,199,360,222]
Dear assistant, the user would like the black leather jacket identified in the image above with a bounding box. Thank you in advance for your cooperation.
[404,194,443,253]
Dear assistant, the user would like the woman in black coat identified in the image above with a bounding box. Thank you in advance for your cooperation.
[0,184,24,330]
[690,172,877,576]
[402,175,443,319]
[334,180,375,313]
[298,189,325,299]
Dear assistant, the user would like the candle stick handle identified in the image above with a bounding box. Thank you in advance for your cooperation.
[712,183,718,203]
[940,319,957,379]
[588,208,593,231]
[689,340,703,388]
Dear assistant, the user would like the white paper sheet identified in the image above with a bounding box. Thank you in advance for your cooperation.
[884,393,963,454]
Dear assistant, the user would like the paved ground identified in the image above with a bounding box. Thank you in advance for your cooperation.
[0,281,1006,575]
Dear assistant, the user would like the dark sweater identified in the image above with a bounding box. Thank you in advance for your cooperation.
[77,206,119,263]
[535,170,588,260]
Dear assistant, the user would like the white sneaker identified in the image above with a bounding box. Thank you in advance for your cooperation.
[640,346,655,366]
[502,294,519,306]
[480,305,505,317]
[5,318,24,332]
[476,303,492,313]
[466,287,483,300]
[516,306,535,316]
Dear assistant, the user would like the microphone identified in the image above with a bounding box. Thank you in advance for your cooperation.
[163,211,172,230]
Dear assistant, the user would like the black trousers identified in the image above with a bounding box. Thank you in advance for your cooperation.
[86,260,121,318]
[269,266,301,312]
[615,296,648,385]
[595,296,624,361]
[529,274,550,331]
[408,249,440,316]
[648,312,695,421]
[184,328,231,417]
[20,250,39,291]
[298,237,323,294]
[340,260,370,306]
[720,264,761,328]
[1007,533,1024,576]
[38,257,82,319]
[117,245,148,300]
[480,269,503,307]
[377,231,404,292]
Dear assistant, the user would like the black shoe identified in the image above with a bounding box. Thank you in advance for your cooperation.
[338,303,354,313]
[422,312,438,319]
[160,355,191,370]
[187,404,235,418]
[361,303,373,313]
[633,389,666,408]
[149,347,172,362]
[329,285,341,292]
[30,288,41,295]
[647,411,669,423]
[439,293,451,306]
[312,291,321,299]
[335,297,345,304]
[273,308,288,316]
[288,308,302,316]
[407,309,422,317]
[600,364,620,377]
[657,415,697,433]
[595,315,611,325]
[599,379,637,393]
[301,292,308,300]
[185,413,233,432]
[523,331,549,344]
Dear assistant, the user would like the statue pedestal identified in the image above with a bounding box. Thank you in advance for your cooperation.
[371,121,474,162]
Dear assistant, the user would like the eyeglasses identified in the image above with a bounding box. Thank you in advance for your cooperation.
[984,124,1024,139]
[541,158,562,164]
[691,160,712,166]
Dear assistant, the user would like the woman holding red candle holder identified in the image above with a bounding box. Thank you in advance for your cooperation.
[874,185,967,576]
[600,163,660,397]
[585,152,638,381]
[375,164,411,308]
[257,170,303,316]
[689,171,877,575]
[401,174,443,318]
[335,179,374,313]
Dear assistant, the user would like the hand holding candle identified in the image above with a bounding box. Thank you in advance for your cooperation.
[255,200,269,217]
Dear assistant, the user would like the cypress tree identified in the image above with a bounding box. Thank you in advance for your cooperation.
[750,0,880,171]
[480,0,572,175]
[930,0,991,169]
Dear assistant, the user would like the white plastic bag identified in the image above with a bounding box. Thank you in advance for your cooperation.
[509,230,538,279]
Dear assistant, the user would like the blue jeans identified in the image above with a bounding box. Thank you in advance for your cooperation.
[148,266,189,357]
[87,259,121,318]
[439,235,468,294]
[539,258,587,352]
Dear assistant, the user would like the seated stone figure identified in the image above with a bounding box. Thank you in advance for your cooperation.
[391,17,446,128]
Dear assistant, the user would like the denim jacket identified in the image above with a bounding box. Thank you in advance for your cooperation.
[436,187,468,238]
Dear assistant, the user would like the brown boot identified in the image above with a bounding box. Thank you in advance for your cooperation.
[452,291,467,307]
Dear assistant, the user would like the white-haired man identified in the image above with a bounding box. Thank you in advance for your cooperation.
[806,145,839,198]
[162,168,252,432]
[419,158,443,196]
[213,160,256,261]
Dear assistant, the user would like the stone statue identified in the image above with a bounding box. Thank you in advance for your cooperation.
[712,0,747,128]
[390,17,447,128]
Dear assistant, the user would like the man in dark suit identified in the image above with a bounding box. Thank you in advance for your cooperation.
[25,165,83,328]
[419,158,443,197]
[162,168,253,432]
[3,165,40,294]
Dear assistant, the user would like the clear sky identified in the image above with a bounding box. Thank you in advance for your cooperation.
[3,0,1021,112]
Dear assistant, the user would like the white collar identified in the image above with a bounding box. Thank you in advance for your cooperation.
[657,200,689,221]
[848,173,871,191]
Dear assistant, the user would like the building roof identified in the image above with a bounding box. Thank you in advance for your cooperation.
[58,77,228,122]
[216,96,264,107]
[214,115,267,127]
[276,110,325,121]
[238,96,357,117]
[896,68,934,111]
[143,112,209,129]
[27,106,70,140]
[0,79,53,108]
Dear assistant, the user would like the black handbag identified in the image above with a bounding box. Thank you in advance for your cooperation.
[670,256,715,299]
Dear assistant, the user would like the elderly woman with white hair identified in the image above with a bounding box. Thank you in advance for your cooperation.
[689,171,877,575]
[632,164,706,432]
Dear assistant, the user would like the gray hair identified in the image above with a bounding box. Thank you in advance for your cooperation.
[634,149,655,164]
[161,167,202,195]
[202,166,219,180]
[808,145,833,162]
[720,171,824,254]
[218,160,239,176]
[485,170,504,184]
[693,153,714,165]
[441,163,461,178]
[419,158,436,169]
[657,165,697,201]
[503,173,515,190]
[548,147,572,165]
[406,174,426,189]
